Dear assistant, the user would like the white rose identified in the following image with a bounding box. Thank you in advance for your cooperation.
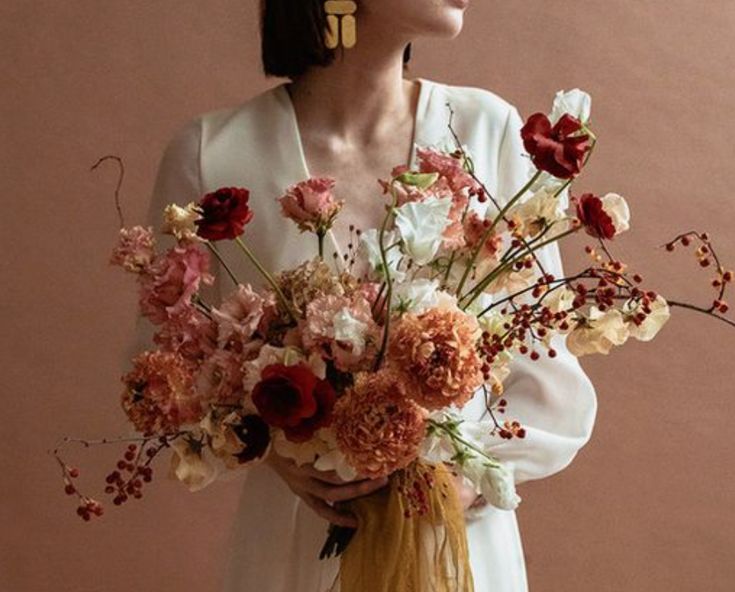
[550,88,592,126]
[394,195,452,265]
[567,307,630,356]
[624,294,671,341]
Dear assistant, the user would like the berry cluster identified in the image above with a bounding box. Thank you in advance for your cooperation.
[664,231,731,314]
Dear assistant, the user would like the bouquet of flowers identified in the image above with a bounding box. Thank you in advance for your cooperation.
[52,89,733,592]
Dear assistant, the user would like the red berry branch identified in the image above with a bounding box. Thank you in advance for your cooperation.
[49,433,186,521]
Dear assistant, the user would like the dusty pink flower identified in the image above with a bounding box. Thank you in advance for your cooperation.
[301,294,380,372]
[110,226,155,273]
[121,351,203,435]
[138,245,213,325]
[278,177,344,234]
[196,348,245,406]
[212,284,267,351]
[388,306,484,410]
[417,147,482,195]
[153,308,217,363]
[333,369,427,479]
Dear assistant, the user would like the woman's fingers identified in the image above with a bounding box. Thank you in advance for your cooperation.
[301,465,348,485]
[305,495,359,528]
[310,475,389,503]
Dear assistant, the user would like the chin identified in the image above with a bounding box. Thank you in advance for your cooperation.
[371,0,467,40]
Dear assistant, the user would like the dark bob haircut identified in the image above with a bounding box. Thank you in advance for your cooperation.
[260,0,411,79]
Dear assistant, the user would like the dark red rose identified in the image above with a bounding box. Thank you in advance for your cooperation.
[232,414,271,463]
[520,113,591,179]
[195,187,254,241]
[573,193,615,240]
[252,364,336,443]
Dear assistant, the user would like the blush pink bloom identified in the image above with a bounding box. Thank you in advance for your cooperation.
[121,351,204,435]
[278,177,344,234]
[333,369,427,479]
[138,245,213,325]
[110,226,156,273]
[212,284,267,352]
[153,308,217,363]
[302,294,380,372]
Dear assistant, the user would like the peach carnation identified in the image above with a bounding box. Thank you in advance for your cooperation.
[333,370,427,478]
[121,351,204,435]
[388,306,484,410]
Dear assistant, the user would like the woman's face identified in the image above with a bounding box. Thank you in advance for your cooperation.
[361,0,468,41]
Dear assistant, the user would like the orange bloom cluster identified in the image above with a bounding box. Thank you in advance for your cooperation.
[388,306,484,410]
[121,351,203,435]
[333,369,427,478]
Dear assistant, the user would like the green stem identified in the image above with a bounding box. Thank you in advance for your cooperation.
[234,236,297,322]
[373,183,399,371]
[461,227,577,310]
[427,419,501,469]
[205,242,239,286]
[456,170,542,296]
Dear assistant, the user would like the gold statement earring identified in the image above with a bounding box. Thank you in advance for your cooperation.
[324,1,357,49]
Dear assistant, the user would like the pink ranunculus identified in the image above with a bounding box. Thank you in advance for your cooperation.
[138,245,213,325]
[110,226,156,273]
[278,177,344,234]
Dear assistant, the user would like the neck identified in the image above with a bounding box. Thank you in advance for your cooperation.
[287,33,415,142]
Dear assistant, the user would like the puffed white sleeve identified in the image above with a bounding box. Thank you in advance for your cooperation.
[482,105,598,485]
[124,116,219,363]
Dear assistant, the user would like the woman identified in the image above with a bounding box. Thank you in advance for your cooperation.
[143,1,598,590]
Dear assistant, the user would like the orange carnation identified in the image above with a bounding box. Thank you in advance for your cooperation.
[388,306,484,410]
[333,369,426,478]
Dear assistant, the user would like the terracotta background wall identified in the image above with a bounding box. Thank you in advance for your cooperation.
[3,1,734,590]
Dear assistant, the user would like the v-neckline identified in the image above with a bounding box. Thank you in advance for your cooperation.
[274,77,435,266]
[277,77,433,181]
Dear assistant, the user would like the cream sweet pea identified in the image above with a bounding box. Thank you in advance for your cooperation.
[550,88,592,126]
[567,307,631,356]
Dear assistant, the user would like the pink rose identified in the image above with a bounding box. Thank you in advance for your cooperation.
[278,177,344,234]
[139,245,213,324]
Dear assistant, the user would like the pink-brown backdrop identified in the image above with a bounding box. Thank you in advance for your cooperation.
[2,1,734,590]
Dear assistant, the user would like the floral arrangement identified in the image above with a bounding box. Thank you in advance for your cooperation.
[52,89,733,587]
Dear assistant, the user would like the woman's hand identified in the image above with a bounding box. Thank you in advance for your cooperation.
[451,469,488,512]
[265,450,389,528]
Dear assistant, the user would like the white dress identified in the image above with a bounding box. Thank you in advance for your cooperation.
[142,77,598,592]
